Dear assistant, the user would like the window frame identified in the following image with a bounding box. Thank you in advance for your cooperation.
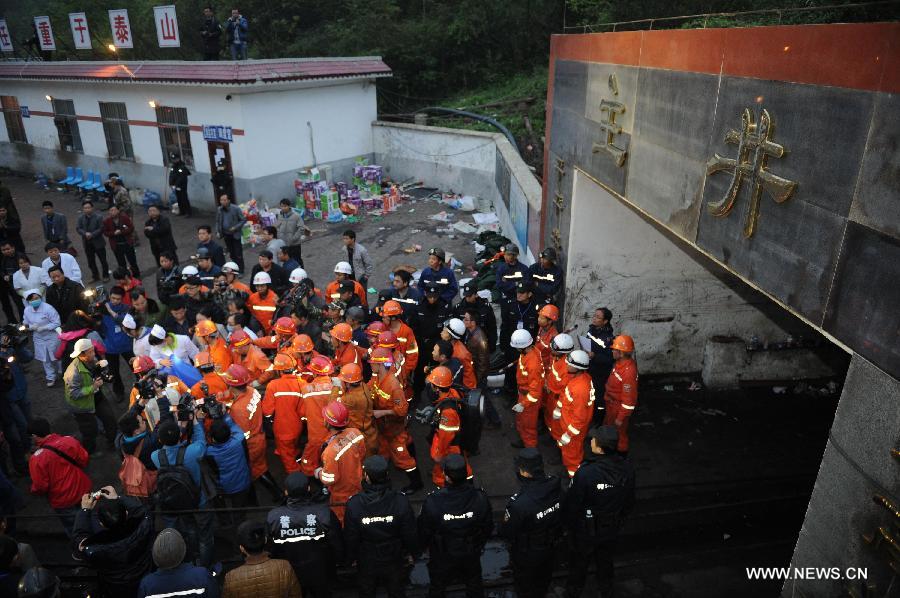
[51,98,83,153]
[99,101,135,161]
[0,96,28,144]
[155,105,194,168]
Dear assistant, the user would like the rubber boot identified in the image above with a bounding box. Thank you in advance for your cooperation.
[400,468,424,496]
[258,471,283,502]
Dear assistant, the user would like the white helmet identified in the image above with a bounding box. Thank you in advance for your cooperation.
[510,329,533,349]
[334,261,353,275]
[566,349,590,370]
[222,261,240,274]
[551,333,575,354]
[253,271,272,285]
[181,265,199,277]
[289,267,308,284]
[445,318,465,339]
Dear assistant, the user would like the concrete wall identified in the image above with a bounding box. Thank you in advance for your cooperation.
[372,122,542,263]
[0,78,376,210]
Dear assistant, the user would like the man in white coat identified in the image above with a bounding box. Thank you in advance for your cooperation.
[22,289,62,386]
[41,243,82,287]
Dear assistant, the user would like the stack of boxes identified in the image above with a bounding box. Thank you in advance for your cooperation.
[293,157,394,221]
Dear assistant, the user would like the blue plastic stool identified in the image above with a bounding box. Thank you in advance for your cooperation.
[59,166,75,185]
[69,167,84,187]
[78,171,94,190]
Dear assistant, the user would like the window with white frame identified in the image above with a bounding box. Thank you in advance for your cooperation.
[99,101,134,160]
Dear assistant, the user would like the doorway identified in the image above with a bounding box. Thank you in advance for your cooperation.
[207,141,234,204]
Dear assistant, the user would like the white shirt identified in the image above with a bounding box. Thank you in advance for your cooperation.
[40,254,83,286]
[13,267,46,298]
[149,333,199,366]
[132,328,152,357]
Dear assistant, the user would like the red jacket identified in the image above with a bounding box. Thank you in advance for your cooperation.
[102,213,136,247]
[29,434,92,509]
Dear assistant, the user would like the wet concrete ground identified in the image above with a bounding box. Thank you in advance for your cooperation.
[0,173,843,596]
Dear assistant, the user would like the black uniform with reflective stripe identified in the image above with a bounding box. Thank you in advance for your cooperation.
[413,297,452,347]
[587,323,615,387]
[562,453,635,543]
[344,481,418,563]
[499,297,539,357]
[500,475,563,560]
[527,262,563,304]
[494,261,532,299]
[418,483,493,557]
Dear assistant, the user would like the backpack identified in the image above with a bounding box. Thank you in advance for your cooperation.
[434,395,480,455]
[155,445,200,511]
[118,438,158,498]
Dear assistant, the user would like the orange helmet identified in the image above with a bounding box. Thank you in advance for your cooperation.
[291,334,314,354]
[376,331,398,349]
[271,353,297,372]
[221,364,251,387]
[195,320,218,337]
[322,400,349,428]
[331,322,353,343]
[381,300,403,317]
[309,355,334,376]
[274,317,296,335]
[339,362,363,384]
[539,304,559,322]
[369,347,394,367]
[229,328,251,347]
[610,335,634,353]
[426,365,453,389]
[194,351,214,370]
[365,321,387,339]
[131,355,156,374]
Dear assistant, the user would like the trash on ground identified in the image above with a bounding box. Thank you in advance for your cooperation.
[452,221,477,234]
[403,245,422,253]
[472,212,499,225]
[429,211,451,222]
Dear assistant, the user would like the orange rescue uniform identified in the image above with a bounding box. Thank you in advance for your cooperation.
[252,333,293,353]
[231,345,275,386]
[325,279,368,308]
[333,342,363,371]
[535,324,558,431]
[229,387,268,479]
[262,373,305,474]
[299,376,339,476]
[515,347,544,448]
[546,355,569,440]
[450,340,477,390]
[370,371,417,472]
[392,322,419,381]
[190,372,229,401]
[338,384,379,455]
[246,290,279,334]
[557,371,595,478]
[429,389,472,486]
[229,280,252,295]
[319,427,366,523]
[201,336,232,372]
[603,358,638,453]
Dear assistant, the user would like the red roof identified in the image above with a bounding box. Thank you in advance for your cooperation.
[0,58,391,86]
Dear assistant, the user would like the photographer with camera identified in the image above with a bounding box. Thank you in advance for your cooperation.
[156,251,181,306]
[225,8,249,60]
[203,393,255,526]
[64,339,118,454]
[128,355,188,429]
[72,485,155,598]
[100,286,135,402]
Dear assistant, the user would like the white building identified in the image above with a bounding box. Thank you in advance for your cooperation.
[0,57,390,207]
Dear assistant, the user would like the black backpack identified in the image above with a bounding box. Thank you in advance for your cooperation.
[156,445,201,511]
[433,396,479,455]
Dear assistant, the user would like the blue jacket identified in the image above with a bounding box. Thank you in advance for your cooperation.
[419,265,458,303]
[151,421,208,505]
[204,415,252,495]
[137,562,220,598]
[100,303,133,354]
[197,240,226,267]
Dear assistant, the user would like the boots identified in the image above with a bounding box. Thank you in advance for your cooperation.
[400,468,424,496]
[258,471,283,502]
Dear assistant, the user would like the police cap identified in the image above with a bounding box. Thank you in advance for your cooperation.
[515,280,533,293]
[363,455,389,483]
[515,447,543,475]
[428,247,446,261]
[442,454,468,484]
[462,282,477,297]
[504,243,520,256]
[284,472,310,498]
[424,286,441,297]
[539,247,558,262]
[589,425,619,451]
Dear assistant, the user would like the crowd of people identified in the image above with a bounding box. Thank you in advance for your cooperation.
[0,176,639,598]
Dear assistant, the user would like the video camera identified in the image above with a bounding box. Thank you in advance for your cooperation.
[82,286,109,317]
[0,323,29,348]
[194,383,226,419]
[94,359,116,383]
[134,371,163,402]
[171,391,197,422]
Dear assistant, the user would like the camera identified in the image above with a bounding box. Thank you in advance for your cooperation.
[83,286,109,317]
[158,277,179,297]
[94,359,115,383]
[134,373,162,402]
[90,490,105,501]
[195,383,226,419]
[169,392,196,422]
[0,323,29,349]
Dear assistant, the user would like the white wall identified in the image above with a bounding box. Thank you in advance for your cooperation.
[566,170,798,374]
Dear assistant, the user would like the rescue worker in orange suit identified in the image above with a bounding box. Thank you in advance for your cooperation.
[299,355,340,477]
[510,329,544,449]
[331,322,363,371]
[325,261,368,308]
[381,300,419,390]
[425,366,472,487]
[369,347,423,495]
[317,400,366,524]
[253,316,296,355]
[128,355,189,429]
[190,352,229,403]
[337,362,379,455]
[223,261,252,295]
[290,333,322,382]
[229,327,275,387]
[221,363,282,500]
[194,319,232,372]
[364,321,387,348]
[603,335,638,454]
[555,350,596,479]
[535,304,560,432]
[440,318,477,391]
[246,271,280,335]
[374,330,405,382]
[545,333,575,441]
[262,353,305,474]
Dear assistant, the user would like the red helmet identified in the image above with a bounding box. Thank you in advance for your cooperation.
[331,322,353,343]
[539,304,559,322]
[365,321,387,339]
[309,355,334,376]
[274,317,296,335]
[221,364,251,387]
[291,334,314,354]
[131,355,156,374]
[339,362,363,384]
[376,330,398,349]
[369,347,395,367]
[229,328,251,347]
[426,365,453,389]
[322,400,349,428]
[271,353,297,372]
[381,300,403,317]
[194,352,214,370]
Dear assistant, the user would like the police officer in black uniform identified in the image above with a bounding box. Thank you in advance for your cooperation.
[528,247,563,305]
[417,454,493,597]
[411,286,453,403]
[266,473,344,598]
[499,280,540,363]
[453,282,497,350]
[493,244,531,301]
[587,307,615,422]
[167,153,192,217]
[344,456,418,598]
[563,426,635,598]
[500,448,563,598]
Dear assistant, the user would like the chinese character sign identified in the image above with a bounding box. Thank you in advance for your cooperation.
[203,125,233,143]
[108,9,133,49]
[154,5,180,48]
[0,19,13,52]
[33,16,56,51]
[68,12,91,50]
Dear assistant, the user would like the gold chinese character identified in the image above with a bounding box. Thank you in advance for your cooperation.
[706,108,797,238]
[592,99,627,167]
